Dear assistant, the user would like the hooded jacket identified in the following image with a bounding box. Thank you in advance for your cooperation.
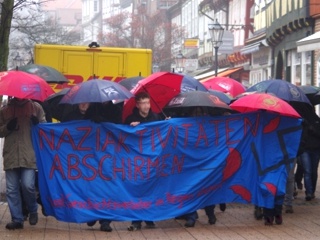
[0,99,46,170]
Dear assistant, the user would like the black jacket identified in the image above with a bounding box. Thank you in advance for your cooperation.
[125,107,161,124]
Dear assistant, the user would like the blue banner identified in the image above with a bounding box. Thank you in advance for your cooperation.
[32,112,302,223]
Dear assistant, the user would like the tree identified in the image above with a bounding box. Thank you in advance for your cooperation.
[9,10,81,69]
[97,9,185,71]
[0,0,80,71]
[0,0,43,71]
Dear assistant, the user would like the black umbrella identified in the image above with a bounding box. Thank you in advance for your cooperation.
[299,85,320,105]
[118,76,144,91]
[45,88,72,121]
[19,64,69,83]
[164,91,232,117]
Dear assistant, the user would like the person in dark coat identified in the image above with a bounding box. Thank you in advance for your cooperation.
[62,102,114,232]
[0,98,46,230]
[124,92,165,231]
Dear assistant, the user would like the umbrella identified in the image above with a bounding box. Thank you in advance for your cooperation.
[45,88,72,121]
[246,79,311,105]
[119,74,207,93]
[208,89,232,104]
[18,64,69,83]
[164,91,232,117]
[0,70,55,101]
[298,85,320,105]
[122,72,184,121]
[201,77,246,97]
[180,74,208,92]
[59,79,133,104]
[118,76,144,91]
[229,93,301,118]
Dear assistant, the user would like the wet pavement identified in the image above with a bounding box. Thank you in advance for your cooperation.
[1,138,320,239]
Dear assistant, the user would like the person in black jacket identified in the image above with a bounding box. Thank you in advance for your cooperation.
[292,103,320,201]
[124,92,163,231]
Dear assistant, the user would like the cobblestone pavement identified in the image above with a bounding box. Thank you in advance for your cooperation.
[1,139,320,239]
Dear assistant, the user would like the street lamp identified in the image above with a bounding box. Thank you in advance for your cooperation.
[175,51,186,73]
[208,19,224,76]
[13,52,23,68]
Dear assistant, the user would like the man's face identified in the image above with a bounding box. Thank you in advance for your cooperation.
[79,103,90,114]
[136,97,151,116]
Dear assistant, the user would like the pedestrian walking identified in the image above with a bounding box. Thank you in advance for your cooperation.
[0,97,46,230]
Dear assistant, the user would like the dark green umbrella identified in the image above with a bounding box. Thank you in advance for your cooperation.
[19,64,69,84]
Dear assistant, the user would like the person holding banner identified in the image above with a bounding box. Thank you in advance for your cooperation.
[62,101,115,232]
[0,97,46,230]
[124,91,164,231]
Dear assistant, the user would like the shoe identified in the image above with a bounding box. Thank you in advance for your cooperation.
[285,205,294,213]
[264,216,274,226]
[29,212,38,225]
[87,221,97,227]
[275,215,283,225]
[184,219,195,228]
[254,207,263,220]
[100,222,112,232]
[219,203,226,212]
[297,182,303,190]
[145,222,156,229]
[306,195,312,201]
[208,214,217,225]
[127,224,141,231]
[5,222,23,230]
[41,206,48,217]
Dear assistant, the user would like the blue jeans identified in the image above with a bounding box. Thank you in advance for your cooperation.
[284,158,297,206]
[6,168,38,223]
[300,151,320,196]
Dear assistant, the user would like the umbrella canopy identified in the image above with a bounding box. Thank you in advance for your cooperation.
[45,88,72,121]
[59,79,133,104]
[118,76,144,91]
[180,74,208,92]
[122,72,184,121]
[208,89,232,104]
[298,85,320,105]
[202,77,246,97]
[246,79,311,105]
[19,64,69,83]
[0,70,55,101]
[164,91,231,117]
[229,93,301,118]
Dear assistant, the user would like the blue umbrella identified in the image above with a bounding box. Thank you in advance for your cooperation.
[180,74,208,93]
[59,79,134,104]
[246,79,311,105]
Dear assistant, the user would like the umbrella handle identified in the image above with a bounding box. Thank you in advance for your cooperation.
[140,85,168,119]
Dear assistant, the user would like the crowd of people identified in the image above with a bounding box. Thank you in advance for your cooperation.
[0,89,320,231]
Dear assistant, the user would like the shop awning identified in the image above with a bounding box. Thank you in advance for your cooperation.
[194,67,229,80]
[240,42,261,55]
[218,67,243,77]
[297,31,320,52]
[199,67,242,82]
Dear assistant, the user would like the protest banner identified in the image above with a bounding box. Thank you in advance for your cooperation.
[32,112,302,223]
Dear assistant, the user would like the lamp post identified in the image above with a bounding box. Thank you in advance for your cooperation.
[13,52,23,68]
[208,19,224,77]
[175,51,186,73]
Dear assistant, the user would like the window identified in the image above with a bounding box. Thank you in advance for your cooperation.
[94,0,98,12]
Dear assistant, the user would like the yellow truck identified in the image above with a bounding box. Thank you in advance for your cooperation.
[34,42,152,91]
